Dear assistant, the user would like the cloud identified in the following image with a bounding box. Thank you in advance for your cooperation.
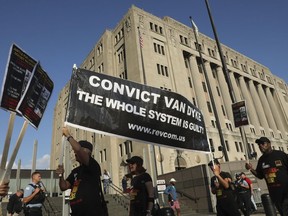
[0,154,50,170]
[21,154,51,170]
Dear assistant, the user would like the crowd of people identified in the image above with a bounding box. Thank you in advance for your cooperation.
[1,135,288,216]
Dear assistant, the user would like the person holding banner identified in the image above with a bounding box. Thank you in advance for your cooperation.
[126,156,154,216]
[245,137,288,216]
[208,159,241,216]
[56,127,108,216]
[0,182,9,196]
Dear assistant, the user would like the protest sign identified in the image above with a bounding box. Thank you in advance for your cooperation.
[232,100,249,127]
[0,44,37,112]
[66,69,209,151]
[17,63,54,128]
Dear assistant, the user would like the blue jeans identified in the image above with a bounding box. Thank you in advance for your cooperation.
[103,179,110,194]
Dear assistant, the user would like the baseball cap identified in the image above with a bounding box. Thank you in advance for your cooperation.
[235,173,240,178]
[126,156,143,165]
[169,178,176,182]
[208,159,220,167]
[79,140,93,152]
[255,137,270,145]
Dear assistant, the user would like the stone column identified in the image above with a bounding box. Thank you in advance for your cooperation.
[229,72,242,101]
[205,62,226,128]
[238,76,260,134]
[189,55,211,126]
[216,67,233,122]
[265,87,287,138]
[256,84,278,134]
[248,80,270,134]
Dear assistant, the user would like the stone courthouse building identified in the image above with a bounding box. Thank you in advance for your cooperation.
[50,5,288,193]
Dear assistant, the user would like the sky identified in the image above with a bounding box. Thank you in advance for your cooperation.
[0,1,287,170]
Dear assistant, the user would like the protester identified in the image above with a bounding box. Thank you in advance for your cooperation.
[23,171,46,216]
[164,178,180,216]
[240,172,257,213]
[208,159,241,216]
[7,189,24,216]
[102,169,111,194]
[234,173,251,216]
[56,127,107,216]
[245,137,288,216]
[0,181,10,216]
[126,156,154,216]
[0,181,9,197]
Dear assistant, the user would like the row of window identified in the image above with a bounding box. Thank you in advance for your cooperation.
[119,141,133,157]
[150,22,163,35]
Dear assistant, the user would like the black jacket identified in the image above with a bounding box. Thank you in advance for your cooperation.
[7,193,23,213]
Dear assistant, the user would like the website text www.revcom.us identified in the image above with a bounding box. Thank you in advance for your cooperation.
[127,123,185,142]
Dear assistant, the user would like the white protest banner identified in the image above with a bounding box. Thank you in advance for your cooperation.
[66,69,209,151]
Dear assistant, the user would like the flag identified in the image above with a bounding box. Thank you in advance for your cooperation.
[192,20,199,37]
[139,31,143,48]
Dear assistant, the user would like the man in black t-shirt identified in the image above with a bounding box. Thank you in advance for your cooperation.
[246,137,288,216]
[56,127,107,216]
[209,159,241,216]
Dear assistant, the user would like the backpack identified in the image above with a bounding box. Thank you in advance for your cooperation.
[26,184,46,205]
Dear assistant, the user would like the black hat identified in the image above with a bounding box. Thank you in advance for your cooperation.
[208,159,220,167]
[126,156,143,166]
[79,140,93,152]
[235,173,240,178]
[255,137,270,145]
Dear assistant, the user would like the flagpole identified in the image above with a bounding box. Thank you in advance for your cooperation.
[204,0,250,161]
[189,17,229,162]
[137,26,158,182]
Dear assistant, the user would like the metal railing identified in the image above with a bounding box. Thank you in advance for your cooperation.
[176,189,199,203]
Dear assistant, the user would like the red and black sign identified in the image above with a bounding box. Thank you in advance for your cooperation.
[17,63,54,129]
[232,100,249,127]
[0,44,37,112]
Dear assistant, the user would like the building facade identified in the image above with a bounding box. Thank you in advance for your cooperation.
[51,5,288,188]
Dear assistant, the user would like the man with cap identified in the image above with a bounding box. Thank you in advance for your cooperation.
[126,156,154,216]
[208,159,241,216]
[245,137,288,216]
[164,178,180,216]
[56,127,107,216]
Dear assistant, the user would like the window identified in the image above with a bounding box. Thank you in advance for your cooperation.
[192,98,197,106]
[100,151,103,163]
[119,144,123,157]
[216,87,221,96]
[209,138,214,151]
[156,64,169,77]
[225,140,230,152]
[239,142,243,152]
[211,120,215,128]
[221,105,226,116]
[194,42,202,51]
[153,42,165,55]
[207,101,212,113]
[103,149,107,161]
[235,142,239,152]
[188,77,193,88]
[202,82,207,92]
